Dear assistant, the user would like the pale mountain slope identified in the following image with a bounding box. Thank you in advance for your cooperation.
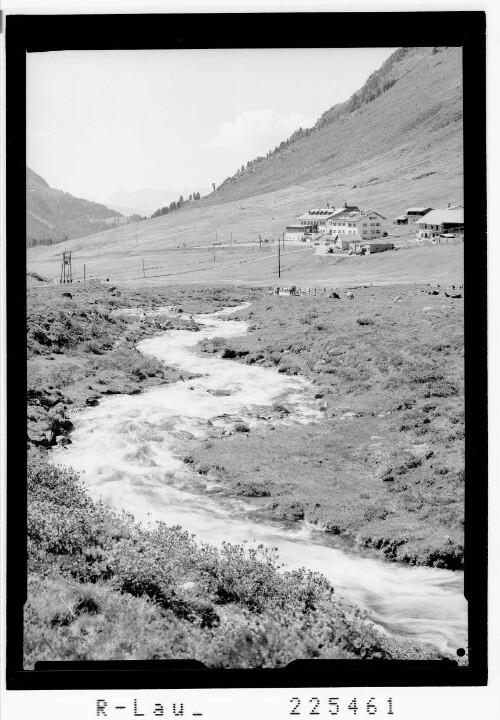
[205,46,462,207]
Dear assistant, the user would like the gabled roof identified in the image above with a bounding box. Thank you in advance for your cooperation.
[358,210,387,220]
[330,210,360,220]
[334,233,356,241]
[330,205,360,217]
[415,207,464,226]
[297,208,337,220]
[331,210,386,222]
[406,207,433,213]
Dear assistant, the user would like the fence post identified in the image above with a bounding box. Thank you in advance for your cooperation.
[142,259,145,278]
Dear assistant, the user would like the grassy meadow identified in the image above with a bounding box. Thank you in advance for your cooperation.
[27,240,463,289]
[190,285,464,568]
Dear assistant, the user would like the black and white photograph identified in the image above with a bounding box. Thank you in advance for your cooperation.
[2,7,490,715]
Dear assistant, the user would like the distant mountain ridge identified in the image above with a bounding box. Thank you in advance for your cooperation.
[27,168,124,246]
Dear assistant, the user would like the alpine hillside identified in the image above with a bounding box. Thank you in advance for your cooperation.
[207,46,462,206]
[27,46,463,283]
[26,167,124,247]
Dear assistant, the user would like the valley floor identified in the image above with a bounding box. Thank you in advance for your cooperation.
[27,240,463,288]
[23,278,463,666]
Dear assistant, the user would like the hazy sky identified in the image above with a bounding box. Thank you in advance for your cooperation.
[27,48,396,201]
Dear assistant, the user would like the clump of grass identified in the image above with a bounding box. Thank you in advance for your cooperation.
[234,422,250,433]
[91,348,166,381]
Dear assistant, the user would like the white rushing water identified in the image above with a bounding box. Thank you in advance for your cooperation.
[52,303,467,656]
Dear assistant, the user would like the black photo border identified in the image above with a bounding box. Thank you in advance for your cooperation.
[5,10,487,690]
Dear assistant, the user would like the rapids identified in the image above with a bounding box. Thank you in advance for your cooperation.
[51,303,467,657]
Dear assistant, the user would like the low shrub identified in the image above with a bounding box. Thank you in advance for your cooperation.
[26,452,396,666]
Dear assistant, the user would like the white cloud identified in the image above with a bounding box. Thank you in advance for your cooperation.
[205,109,315,152]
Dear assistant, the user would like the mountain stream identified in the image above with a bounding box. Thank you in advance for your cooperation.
[51,304,467,657]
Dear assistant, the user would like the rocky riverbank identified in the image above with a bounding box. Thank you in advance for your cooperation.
[27,283,259,449]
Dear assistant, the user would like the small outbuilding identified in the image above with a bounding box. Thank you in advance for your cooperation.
[334,233,354,250]
[285,225,313,242]
[361,242,394,254]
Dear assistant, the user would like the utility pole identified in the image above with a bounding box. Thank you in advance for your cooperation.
[278,237,281,278]
[213,244,216,261]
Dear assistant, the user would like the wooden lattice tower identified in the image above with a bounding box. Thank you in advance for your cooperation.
[60,251,73,283]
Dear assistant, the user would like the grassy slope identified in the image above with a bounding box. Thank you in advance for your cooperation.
[26,284,429,666]
[210,47,462,207]
[186,285,464,569]
[26,46,462,283]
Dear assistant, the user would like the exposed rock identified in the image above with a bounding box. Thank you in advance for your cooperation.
[325,523,342,535]
[27,429,50,447]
